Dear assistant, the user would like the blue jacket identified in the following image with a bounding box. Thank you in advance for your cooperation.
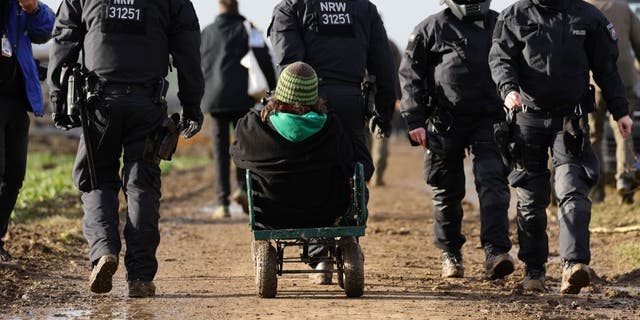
[3,1,54,116]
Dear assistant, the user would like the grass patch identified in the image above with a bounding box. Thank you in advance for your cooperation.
[160,156,210,174]
[13,152,210,223]
[14,153,78,221]
[591,187,640,229]
[614,242,640,269]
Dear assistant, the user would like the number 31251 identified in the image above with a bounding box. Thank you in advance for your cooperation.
[322,13,351,25]
[108,7,141,21]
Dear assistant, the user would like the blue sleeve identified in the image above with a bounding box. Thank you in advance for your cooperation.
[25,2,56,44]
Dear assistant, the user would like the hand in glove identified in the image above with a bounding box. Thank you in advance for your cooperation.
[180,105,204,139]
[368,114,391,139]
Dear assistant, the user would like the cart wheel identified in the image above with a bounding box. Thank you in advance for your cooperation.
[339,236,364,297]
[254,240,278,298]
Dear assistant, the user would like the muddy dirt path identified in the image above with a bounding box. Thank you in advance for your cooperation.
[5,142,640,319]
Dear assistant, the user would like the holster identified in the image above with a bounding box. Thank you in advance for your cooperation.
[562,85,594,157]
[430,106,453,137]
[493,108,524,178]
[563,114,588,157]
[145,113,181,163]
[426,129,446,155]
[493,120,512,167]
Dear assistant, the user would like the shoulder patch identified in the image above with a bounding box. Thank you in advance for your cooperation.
[607,23,618,41]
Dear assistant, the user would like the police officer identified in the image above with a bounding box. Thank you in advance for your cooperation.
[48,0,204,297]
[400,0,513,280]
[490,0,633,293]
[269,0,397,183]
[268,0,397,284]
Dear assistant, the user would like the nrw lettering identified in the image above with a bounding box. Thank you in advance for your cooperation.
[113,0,135,5]
[320,2,346,12]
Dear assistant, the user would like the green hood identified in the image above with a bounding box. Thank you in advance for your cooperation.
[269,112,327,142]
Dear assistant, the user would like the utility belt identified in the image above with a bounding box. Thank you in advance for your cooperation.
[519,104,578,119]
[101,83,157,97]
[318,77,362,88]
[519,84,596,120]
[88,79,169,105]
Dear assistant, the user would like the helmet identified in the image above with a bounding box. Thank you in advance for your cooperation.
[441,0,491,21]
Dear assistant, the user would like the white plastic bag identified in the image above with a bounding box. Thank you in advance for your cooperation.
[241,21,269,100]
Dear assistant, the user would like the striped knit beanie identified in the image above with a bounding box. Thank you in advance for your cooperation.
[275,62,318,106]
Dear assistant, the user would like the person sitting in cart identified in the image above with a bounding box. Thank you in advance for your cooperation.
[231,62,353,229]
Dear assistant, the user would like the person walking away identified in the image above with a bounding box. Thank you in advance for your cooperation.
[48,0,204,297]
[400,0,514,281]
[0,0,54,263]
[201,0,277,218]
[490,0,633,293]
[586,0,640,204]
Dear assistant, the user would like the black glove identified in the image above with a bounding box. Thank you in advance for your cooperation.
[180,105,204,139]
[368,114,391,139]
[51,94,80,131]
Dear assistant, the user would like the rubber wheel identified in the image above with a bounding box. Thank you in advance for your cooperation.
[339,237,364,297]
[254,240,278,298]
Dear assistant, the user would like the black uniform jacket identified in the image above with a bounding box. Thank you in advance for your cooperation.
[399,9,503,131]
[48,0,204,109]
[489,0,629,120]
[268,0,397,122]
[231,109,353,229]
[200,13,253,115]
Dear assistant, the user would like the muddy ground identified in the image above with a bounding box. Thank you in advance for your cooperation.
[2,140,640,319]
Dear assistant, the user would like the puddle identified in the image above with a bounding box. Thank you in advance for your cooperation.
[22,302,166,320]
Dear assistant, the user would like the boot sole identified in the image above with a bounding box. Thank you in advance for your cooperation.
[487,259,515,280]
[90,256,117,294]
[561,268,590,294]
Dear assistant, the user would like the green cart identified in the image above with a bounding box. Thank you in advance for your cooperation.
[248,163,368,298]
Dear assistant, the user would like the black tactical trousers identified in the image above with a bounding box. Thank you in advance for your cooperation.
[424,116,511,253]
[210,112,246,206]
[319,85,374,180]
[513,113,598,268]
[73,94,165,282]
[0,96,29,249]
